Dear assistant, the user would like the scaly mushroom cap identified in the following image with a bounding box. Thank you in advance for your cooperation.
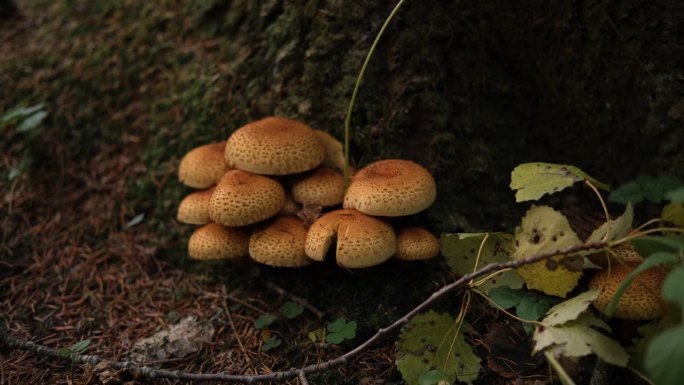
[588,262,666,320]
[394,227,440,260]
[291,167,345,207]
[177,187,215,225]
[588,243,644,267]
[305,209,396,268]
[188,223,250,260]
[225,117,325,175]
[313,129,346,172]
[343,159,436,216]
[209,170,285,227]
[249,216,313,267]
[179,142,228,188]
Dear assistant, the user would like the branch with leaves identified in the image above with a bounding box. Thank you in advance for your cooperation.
[0,241,607,383]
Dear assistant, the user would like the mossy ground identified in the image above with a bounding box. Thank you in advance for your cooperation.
[1,0,682,384]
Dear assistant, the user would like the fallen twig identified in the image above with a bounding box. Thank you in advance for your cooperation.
[0,241,606,383]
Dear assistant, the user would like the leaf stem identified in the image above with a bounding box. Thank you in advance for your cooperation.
[343,0,406,186]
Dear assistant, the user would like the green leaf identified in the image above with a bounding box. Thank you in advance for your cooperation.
[418,370,450,385]
[516,295,557,323]
[666,187,684,203]
[396,311,481,385]
[542,290,600,326]
[662,265,684,306]
[325,318,356,344]
[441,232,523,294]
[662,203,684,228]
[605,252,679,317]
[0,103,45,123]
[254,313,276,329]
[630,236,684,257]
[17,110,48,132]
[609,176,684,204]
[125,213,145,228]
[280,301,304,319]
[644,324,684,385]
[514,206,583,297]
[70,339,91,354]
[534,313,628,366]
[262,336,281,351]
[488,286,527,309]
[510,162,609,202]
[587,204,634,243]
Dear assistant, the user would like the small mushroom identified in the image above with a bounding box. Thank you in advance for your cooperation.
[249,216,313,267]
[225,117,325,175]
[587,262,666,320]
[209,170,286,227]
[343,159,436,216]
[178,142,228,189]
[177,187,215,225]
[394,227,440,260]
[291,167,345,207]
[305,209,396,268]
[188,223,250,260]
[313,129,347,172]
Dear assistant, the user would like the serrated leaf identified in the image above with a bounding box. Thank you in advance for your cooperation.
[418,370,450,385]
[587,204,634,243]
[542,290,599,326]
[534,315,628,366]
[254,313,276,329]
[441,233,523,294]
[514,206,583,297]
[510,162,609,202]
[666,188,684,203]
[605,252,679,317]
[644,324,684,385]
[396,311,481,385]
[280,301,304,319]
[662,265,684,306]
[609,176,684,204]
[662,203,684,228]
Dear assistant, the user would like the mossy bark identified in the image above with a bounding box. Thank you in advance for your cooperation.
[197,0,683,231]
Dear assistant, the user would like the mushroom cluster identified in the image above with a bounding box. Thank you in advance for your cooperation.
[176,116,440,268]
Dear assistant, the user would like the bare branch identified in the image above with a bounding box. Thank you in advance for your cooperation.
[0,241,606,383]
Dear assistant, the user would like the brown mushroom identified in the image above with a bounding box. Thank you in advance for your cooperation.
[291,167,345,207]
[588,262,666,320]
[249,216,313,267]
[177,187,215,225]
[188,223,250,260]
[225,117,325,175]
[209,169,285,227]
[343,159,436,216]
[305,209,396,268]
[313,129,347,172]
[394,227,440,260]
[178,142,228,189]
[588,243,644,268]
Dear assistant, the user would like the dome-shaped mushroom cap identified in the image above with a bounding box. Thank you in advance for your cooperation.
[249,216,313,267]
[209,170,285,227]
[177,187,215,225]
[343,159,436,216]
[305,209,396,268]
[313,129,346,172]
[588,243,644,267]
[225,117,325,175]
[291,167,345,207]
[188,223,250,260]
[179,142,228,189]
[588,262,666,320]
[395,227,440,260]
